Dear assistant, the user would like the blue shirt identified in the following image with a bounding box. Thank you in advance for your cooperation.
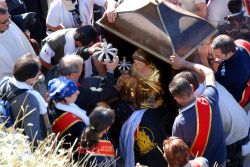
[172,86,226,166]
[215,46,250,103]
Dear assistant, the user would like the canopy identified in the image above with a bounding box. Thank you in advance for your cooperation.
[97,0,217,63]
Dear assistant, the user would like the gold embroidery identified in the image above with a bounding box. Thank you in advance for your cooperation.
[135,127,157,156]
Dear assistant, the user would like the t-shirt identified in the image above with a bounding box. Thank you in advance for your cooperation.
[179,0,206,13]
[172,86,226,166]
[46,0,106,28]
[215,46,250,103]
[134,107,169,167]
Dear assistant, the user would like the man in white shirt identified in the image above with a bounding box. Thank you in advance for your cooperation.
[39,25,105,77]
[46,0,117,31]
[0,0,35,80]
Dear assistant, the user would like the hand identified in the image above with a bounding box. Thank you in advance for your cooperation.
[88,42,102,54]
[104,55,119,72]
[197,43,210,61]
[169,54,187,70]
[105,6,117,23]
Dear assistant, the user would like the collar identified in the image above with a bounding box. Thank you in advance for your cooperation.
[55,102,89,125]
[194,83,205,97]
[226,47,239,63]
[178,100,196,114]
[229,12,242,17]
[10,77,33,90]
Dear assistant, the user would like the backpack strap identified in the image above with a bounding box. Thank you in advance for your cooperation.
[0,79,28,102]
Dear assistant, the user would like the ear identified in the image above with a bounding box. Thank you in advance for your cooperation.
[75,40,83,47]
[190,84,194,93]
[106,126,110,132]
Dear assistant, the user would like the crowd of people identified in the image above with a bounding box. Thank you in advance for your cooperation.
[0,0,250,166]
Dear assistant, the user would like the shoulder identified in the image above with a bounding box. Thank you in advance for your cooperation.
[201,85,218,101]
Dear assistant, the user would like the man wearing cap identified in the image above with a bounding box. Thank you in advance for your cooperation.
[47,76,89,149]
[0,0,35,80]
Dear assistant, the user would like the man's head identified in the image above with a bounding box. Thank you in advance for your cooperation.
[13,53,41,84]
[58,55,84,81]
[73,25,98,47]
[169,74,195,106]
[211,35,236,61]
[174,71,199,90]
[228,0,242,14]
[0,0,10,32]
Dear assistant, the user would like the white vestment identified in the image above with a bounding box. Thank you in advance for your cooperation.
[0,21,35,80]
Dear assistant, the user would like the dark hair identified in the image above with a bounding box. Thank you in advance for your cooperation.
[73,25,98,46]
[169,77,192,98]
[228,0,242,14]
[163,136,190,167]
[80,106,115,148]
[13,53,41,82]
[211,35,236,54]
[174,71,199,90]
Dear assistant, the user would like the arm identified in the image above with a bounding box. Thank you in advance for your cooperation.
[47,24,65,32]
[194,2,207,18]
[39,57,54,70]
[170,54,216,87]
[92,58,107,77]
[46,0,63,32]
[39,43,55,70]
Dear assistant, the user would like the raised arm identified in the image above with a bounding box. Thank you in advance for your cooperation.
[170,54,215,87]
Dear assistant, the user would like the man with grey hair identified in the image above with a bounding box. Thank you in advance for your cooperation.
[58,54,84,82]
[46,54,119,114]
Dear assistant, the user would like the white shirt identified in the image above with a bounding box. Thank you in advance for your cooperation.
[0,22,36,80]
[207,0,230,27]
[194,82,250,145]
[179,0,206,13]
[46,0,106,28]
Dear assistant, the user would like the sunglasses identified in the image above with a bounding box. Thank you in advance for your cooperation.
[0,7,7,14]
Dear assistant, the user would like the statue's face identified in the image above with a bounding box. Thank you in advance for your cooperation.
[133,59,147,73]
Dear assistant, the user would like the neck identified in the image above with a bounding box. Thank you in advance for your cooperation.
[225,51,235,60]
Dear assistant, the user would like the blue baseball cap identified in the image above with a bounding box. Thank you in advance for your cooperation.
[48,76,78,100]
